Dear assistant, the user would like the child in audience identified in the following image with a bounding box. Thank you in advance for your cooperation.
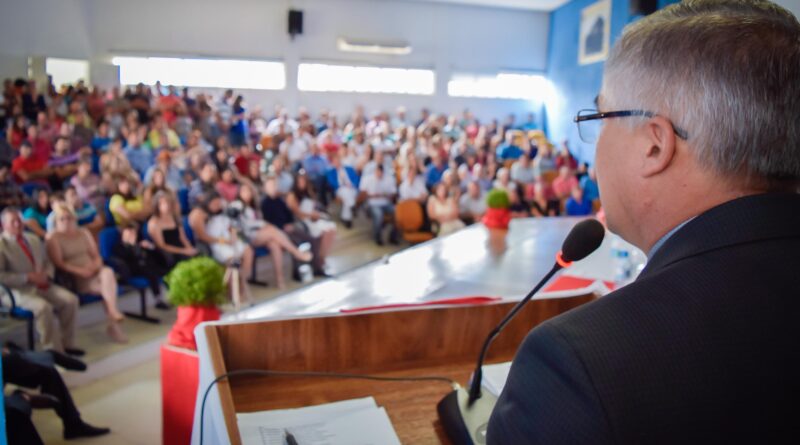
[111,222,171,309]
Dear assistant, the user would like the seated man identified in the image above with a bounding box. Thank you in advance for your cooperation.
[565,185,593,216]
[3,345,109,443]
[123,132,154,179]
[11,141,51,188]
[261,175,324,277]
[489,1,800,442]
[48,136,81,188]
[496,131,524,162]
[325,154,360,228]
[0,160,27,212]
[0,208,80,353]
[359,164,399,246]
[302,143,330,206]
[459,180,487,224]
[144,150,183,191]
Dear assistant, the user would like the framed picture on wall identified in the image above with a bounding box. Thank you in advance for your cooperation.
[579,0,611,65]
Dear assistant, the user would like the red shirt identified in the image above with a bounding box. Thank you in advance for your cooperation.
[555,154,578,171]
[31,137,52,162]
[322,142,340,159]
[12,155,47,183]
[158,95,181,125]
[233,153,260,176]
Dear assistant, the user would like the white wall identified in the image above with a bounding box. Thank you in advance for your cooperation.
[0,0,551,123]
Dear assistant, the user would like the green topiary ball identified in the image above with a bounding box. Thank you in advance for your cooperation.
[164,256,227,307]
[486,188,511,209]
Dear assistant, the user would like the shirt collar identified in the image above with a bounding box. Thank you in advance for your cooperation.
[648,218,694,259]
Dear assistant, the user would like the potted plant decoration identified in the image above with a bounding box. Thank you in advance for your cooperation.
[164,256,226,350]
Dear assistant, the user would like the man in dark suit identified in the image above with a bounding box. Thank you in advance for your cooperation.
[488,1,800,443]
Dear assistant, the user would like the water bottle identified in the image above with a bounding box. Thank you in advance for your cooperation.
[611,238,633,286]
[298,264,314,283]
[298,242,314,283]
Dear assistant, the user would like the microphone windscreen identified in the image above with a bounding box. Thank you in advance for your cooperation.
[560,219,605,263]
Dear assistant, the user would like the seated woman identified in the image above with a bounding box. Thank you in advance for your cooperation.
[70,159,104,208]
[427,182,465,237]
[112,222,171,309]
[109,175,149,226]
[46,203,127,343]
[202,192,254,304]
[233,183,317,286]
[46,186,104,235]
[22,188,50,239]
[99,137,136,193]
[509,187,531,219]
[142,168,178,216]
[215,167,240,203]
[147,192,196,268]
[285,171,335,272]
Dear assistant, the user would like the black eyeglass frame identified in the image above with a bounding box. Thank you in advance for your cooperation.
[573,109,689,141]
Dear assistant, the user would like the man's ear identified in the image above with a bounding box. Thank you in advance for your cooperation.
[640,116,677,178]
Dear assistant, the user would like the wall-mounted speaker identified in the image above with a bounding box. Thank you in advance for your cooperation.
[288,9,303,38]
[630,0,658,16]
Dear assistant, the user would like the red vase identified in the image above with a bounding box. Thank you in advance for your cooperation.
[482,208,511,230]
[167,305,221,350]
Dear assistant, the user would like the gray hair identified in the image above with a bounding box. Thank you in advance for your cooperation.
[0,206,21,223]
[602,0,800,184]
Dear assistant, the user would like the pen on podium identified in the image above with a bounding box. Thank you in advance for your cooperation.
[284,429,299,445]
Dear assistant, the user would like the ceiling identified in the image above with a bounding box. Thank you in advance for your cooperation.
[382,0,571,12]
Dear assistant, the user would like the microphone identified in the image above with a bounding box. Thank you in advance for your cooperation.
[437,219,605,445]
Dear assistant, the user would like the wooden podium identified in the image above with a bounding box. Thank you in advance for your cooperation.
[202,293,595,444]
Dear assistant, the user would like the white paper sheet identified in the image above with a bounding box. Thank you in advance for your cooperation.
[238,398,401,445]
[482,361,512,398]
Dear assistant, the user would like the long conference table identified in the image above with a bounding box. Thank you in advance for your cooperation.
[191,217,636,444]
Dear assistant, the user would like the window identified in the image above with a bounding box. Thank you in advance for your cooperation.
[448,72,548,100]
[112,56,286,90]
[46,58,90,88]
[298,63,435,95]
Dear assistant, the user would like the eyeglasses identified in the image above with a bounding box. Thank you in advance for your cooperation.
[573,109,689,144]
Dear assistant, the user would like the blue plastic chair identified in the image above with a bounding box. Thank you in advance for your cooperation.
[21,183,47,197]
[0,284,36,349]
[98,227,159,324]
[250,246,270,286]
[182,216,195,245]
[177,188,190,216]
[103,199,116,227]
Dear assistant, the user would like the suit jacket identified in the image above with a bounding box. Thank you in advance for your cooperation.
[488,193,800,444]
[0,232,51,289]
[325,165,360,192]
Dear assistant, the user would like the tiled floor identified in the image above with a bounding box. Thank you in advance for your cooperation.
[10,217,405,445]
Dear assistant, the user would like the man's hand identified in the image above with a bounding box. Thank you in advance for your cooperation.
[27,271,49,287]
[140,240,155,250]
